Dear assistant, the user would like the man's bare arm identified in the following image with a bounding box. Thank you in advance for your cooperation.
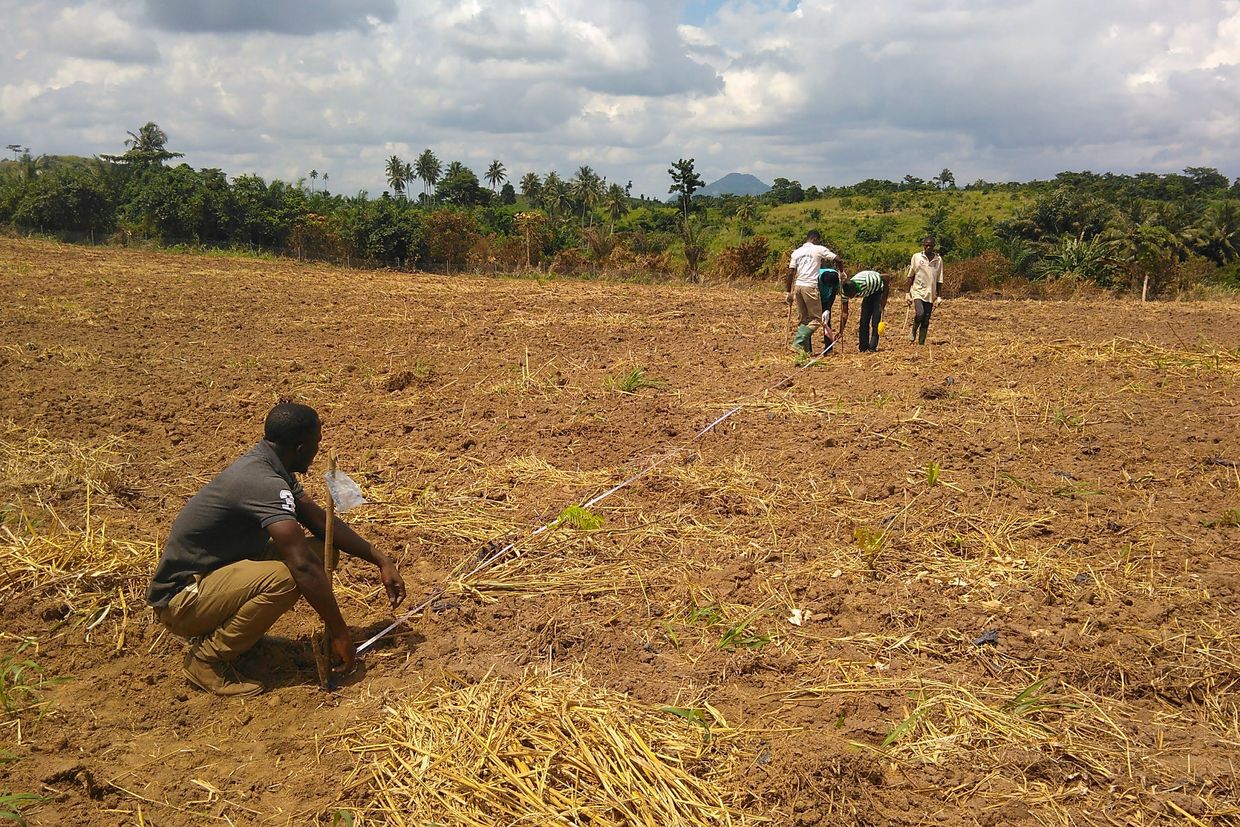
[296,496,406,608]
[268,518,354,672]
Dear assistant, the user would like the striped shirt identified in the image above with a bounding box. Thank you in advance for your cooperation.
[842,270,884,302]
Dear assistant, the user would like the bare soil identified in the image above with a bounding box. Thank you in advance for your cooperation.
[1,236,1238,825]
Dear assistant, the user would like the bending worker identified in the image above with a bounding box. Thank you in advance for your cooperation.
[146,402,407,697]
[838,270,892,352]
[784,230,841,354]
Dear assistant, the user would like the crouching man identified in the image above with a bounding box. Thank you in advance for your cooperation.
[146,402,406,697]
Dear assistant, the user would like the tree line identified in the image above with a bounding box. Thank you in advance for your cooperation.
[2,122,1238,296]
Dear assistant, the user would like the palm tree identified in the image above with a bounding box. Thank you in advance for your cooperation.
[519,172,541,203]
[101,121,183,167]
[603,183,629,229]
[734,196,758,238]
[414,149,441,201]
[385,155,407,198]
[1187,201,1240,265]
[309,169,318,192]
[402,161,416,201]
[571,166,603,226]
[322,172,329,191]
[485,159,507,192]
[1037,236,1118,286]
[541,172,567,217]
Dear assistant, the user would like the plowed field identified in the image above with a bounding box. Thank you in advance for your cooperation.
[1,236,1238,825]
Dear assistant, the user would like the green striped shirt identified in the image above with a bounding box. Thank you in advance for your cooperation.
[842,270,884,301]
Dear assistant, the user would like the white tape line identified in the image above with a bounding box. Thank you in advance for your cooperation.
[357,342,832,655]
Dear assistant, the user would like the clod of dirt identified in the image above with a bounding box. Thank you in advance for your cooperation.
[39,600,71,621]
[381,370,424,392]
[919,385,949,399]
[43,764,106,800]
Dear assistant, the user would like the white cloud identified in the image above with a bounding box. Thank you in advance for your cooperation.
[0,0,1236,197]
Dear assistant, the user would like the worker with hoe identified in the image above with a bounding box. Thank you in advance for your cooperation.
[838,269,893,352]
[146,402,407,697]
[784,230,841,354]
[905,235,944,345]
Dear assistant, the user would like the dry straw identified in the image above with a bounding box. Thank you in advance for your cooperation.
[342,668,757,826]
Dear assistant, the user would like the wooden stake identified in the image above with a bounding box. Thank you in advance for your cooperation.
[318,452,339,688]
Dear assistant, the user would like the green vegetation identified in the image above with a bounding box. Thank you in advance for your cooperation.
[0,792,43,825]
[553,505,603,531]
[605,367,667,395]
[0,655,59,717]
[2,122,1238,296]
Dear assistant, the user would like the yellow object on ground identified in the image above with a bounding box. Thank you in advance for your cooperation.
[877,321,887,335]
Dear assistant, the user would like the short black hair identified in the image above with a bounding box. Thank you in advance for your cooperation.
[264,403,320,446]
[840,280,858,298]
[807,230,822,242]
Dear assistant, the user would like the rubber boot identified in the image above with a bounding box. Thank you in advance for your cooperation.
[793,324,814,353]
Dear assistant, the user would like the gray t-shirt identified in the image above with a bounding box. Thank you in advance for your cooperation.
[146,440,305,607]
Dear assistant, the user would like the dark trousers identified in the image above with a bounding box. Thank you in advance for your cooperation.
[858,294,882,352]
[912,299,934,345]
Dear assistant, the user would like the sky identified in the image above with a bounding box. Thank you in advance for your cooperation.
[2,0,1238,198]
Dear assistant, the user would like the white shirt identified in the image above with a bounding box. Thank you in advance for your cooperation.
[789,242,837,288]
[907,252,942,302]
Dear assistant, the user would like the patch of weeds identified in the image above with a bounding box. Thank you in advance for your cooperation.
[718,610,772,649]
[606,367,667,395]
[998,472,1034,491]
[1052,409,1084,430]
[330,810,356,827]
[660,706,714,745]
[0,792,44,826]
[1204,508,1240,529]
[924,461,941,487]
[553,505,603,531]
[871,392,893,408]
[1051,482,1103,499]
[853,524,885,569]
[687,601,723,626]
[1,655,69,719]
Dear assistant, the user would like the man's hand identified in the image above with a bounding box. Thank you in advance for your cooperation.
[330,626,356,675]
[784,291,793,305]
[379,561,406,609]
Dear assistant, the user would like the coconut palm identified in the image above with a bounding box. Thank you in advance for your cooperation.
[571,166,603,226]
[541,172,568,217]
[385,155,407,198]
[734,196,758,238]
[101,121,183,167]
[414,149,442,201]
[1186,201,1240,265]
[309,169,318,191]
[519,172,541,203]
[1037,236,1118,286]
[485,159,507,192]
[603,183,629,229]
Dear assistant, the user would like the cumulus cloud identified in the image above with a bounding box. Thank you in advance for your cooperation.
[139,0,397,35]
[0,0,1236,196]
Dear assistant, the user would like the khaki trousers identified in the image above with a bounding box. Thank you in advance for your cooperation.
[156,544,315,663]
[794,285,823,329]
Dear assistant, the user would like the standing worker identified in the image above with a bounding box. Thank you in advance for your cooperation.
[146,402,407,697]
[838,270,892,352]
[906,236,944,345]
[784,230,841,354]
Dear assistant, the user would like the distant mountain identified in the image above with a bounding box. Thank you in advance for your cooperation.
[698,172,770,197]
